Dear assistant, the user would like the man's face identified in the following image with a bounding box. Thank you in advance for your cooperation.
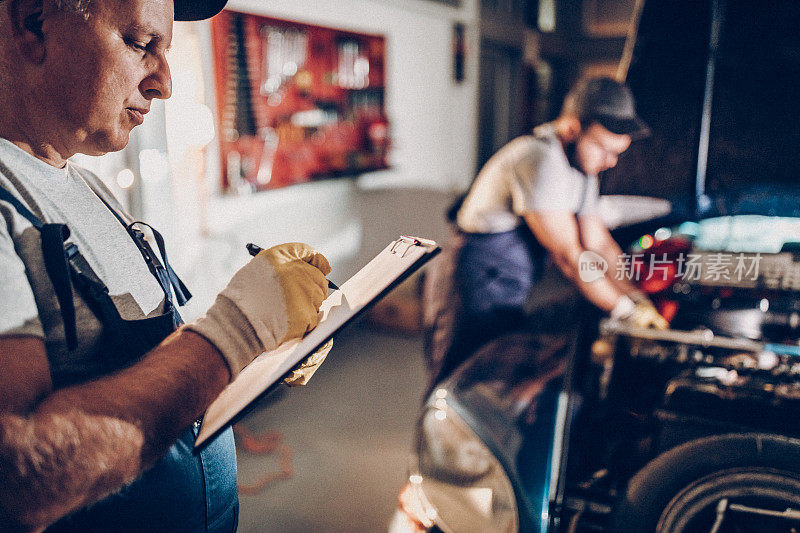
[573,123,631,176]
[38,0,173,156]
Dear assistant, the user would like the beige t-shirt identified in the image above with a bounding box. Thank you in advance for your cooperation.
[457,123,600,234]
[0,138,166,385]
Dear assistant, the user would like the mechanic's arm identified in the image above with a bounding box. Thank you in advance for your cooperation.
[524,210,624,312]
[0,243,330,531]
[577,214,668,329]
[577,214,643,298]
[0,329,228,532]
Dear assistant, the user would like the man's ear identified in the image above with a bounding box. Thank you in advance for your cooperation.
[7,0,47,62]
[559,116,582,143]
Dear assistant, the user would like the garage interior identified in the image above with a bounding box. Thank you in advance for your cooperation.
[11,0,799,530]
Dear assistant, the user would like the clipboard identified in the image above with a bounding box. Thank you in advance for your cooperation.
[195,236,440,450]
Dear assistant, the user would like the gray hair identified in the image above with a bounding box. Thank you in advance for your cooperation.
[54,0,93,17]
[0,0,94,17]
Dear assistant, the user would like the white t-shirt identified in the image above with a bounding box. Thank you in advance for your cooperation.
[457,123,600,234]
[0,138,165,384]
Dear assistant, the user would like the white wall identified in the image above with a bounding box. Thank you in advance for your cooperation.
[161,1,478,319]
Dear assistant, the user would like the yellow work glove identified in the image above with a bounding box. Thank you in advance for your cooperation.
[611,295,669,330]
[283,338,333,387]
[187,243,331,380]
[628,300,669,329]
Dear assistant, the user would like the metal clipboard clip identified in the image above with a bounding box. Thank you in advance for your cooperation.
[390,235,437,258]
[390,236,419,258]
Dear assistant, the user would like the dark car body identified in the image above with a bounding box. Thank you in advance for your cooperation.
[394,197,800,533]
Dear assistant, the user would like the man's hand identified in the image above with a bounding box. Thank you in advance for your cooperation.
[611,295,669,329]
[283,339,333,387]
[627,300,669,329]
[187,243,331,380]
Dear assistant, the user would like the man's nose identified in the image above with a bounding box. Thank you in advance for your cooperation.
[140,54,172,100]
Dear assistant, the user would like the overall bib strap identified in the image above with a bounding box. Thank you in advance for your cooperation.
[146,223,191,306]
[127,221,192,307]
[0,186,82,349]
[89,190,191,308]
[41,225,81,350]
[0,184,43,229]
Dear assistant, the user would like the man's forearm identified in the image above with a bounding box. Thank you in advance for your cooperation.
[0,411,144,531]
[0,328,230,530]
[550,248,623,312]
[593,240,641,296]
[37,327,230,461]
[525,212,626,312]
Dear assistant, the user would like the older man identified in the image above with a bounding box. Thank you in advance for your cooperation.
[0,0,330,531]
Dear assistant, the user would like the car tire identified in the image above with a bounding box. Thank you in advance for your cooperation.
[610,433,800,532]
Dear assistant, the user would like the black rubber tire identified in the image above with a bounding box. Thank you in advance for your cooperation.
[656,467,800,531]
[610,433,800,532]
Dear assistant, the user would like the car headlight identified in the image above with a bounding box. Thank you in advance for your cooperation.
[409,390,518,533]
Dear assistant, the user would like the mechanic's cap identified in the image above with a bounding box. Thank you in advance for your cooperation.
[568,77,650,140]
[174,0,228,21]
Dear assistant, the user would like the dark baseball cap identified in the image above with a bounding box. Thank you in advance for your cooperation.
[571,77,650,139]
[174,0,228,21]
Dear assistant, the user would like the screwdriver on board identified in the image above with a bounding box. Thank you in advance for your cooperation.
[246,243,340,291]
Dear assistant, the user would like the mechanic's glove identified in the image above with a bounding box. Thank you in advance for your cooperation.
[628,300,669,329]
[187,243,331,379]
[611,295,669,330]
[283,338,333,387]
[627,289,650,305]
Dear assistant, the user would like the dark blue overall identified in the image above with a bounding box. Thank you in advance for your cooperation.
[0,186,238,532]
[430,224,544,385]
